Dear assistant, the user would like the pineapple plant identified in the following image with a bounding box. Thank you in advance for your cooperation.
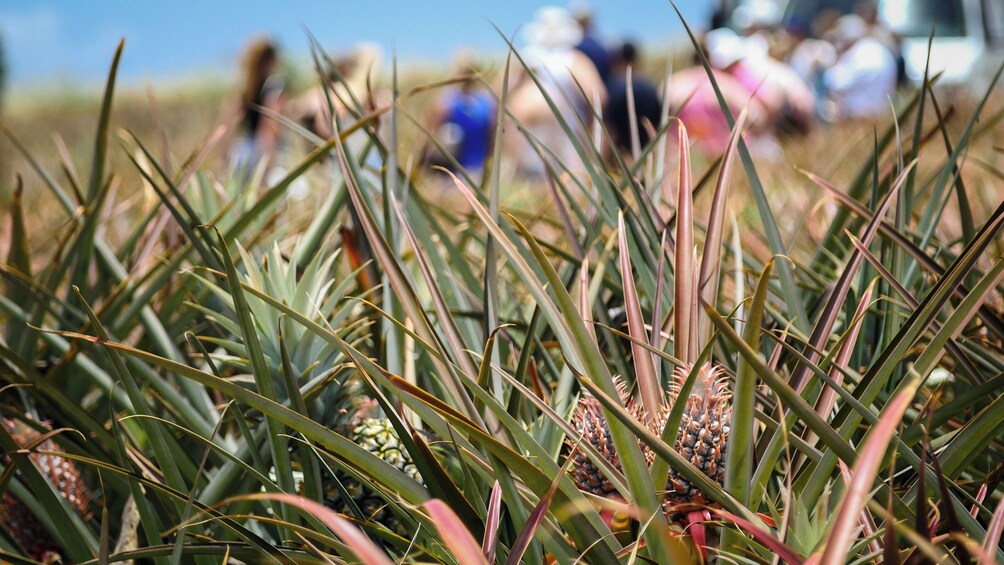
[192,244,423,535]
[0,418,90,563]
[565,117,748,557]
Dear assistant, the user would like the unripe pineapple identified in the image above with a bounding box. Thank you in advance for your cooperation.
[0,418,90,563]
[352,418,421,484]
[569,396,622,497]
[664,362,732,508]
[567,363,732,510]
[325,417,421,535]
[568,379,652,498]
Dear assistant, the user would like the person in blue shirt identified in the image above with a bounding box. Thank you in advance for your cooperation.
[424,56,496,173]
[573,5,611,83]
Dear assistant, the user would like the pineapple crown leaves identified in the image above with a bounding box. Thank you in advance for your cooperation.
[666,363,733,417]
[188,245,350,375]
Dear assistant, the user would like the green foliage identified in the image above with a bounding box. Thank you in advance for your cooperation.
[0,14,1002,565]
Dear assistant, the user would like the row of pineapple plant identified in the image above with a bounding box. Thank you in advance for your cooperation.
[0,11,1002,564]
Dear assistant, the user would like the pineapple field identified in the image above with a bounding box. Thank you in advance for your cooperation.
[1,19,1004,565]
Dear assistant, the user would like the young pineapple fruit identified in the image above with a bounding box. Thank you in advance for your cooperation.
[325,410,422,535]
[569,379,653,498]
[569,396,622,498]
[568,362,732,511]
[0,418,90,563]
[663,362,732,510]
[195,248,424,532]
[329,415,419,529]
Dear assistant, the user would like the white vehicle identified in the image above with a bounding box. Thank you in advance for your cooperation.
[877,0,1003,87]
[722,0,1004,88]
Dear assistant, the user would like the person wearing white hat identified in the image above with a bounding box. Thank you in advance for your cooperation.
[505,6,606,176]
[822,14,897,119]
[705,27,747,70]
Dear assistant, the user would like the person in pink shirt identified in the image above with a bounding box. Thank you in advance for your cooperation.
[665,27,784,156]
[705,27,816,134]
[665,65,769,155]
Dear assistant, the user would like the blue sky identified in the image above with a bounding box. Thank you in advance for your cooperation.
[0,1,712,90]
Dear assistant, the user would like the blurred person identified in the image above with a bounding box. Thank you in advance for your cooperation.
[709,0,732,31]
[822,15,897,120]
[706,28,783,116]
[786,17,837,118]
[604,41,662,155]
[731,0,780,59]
[292,52,361,141]
[572,3,611,83]
[229,37,286,177]
[706,27,815,134]
[787,17,837,83]
[422,53,497,173]
[855,1,898,53]
[665,65,771,156]
[812,9,843,38]
[291,43,383,142]
[854,0,906,85]
[505,6,606,176]
[290,44,385,197]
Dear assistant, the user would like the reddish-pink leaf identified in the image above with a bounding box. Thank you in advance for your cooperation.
[651,231,669,350]
[674,121,696,364]
[424,499,490,565]
[972,483,988,518]
[483,481,502,563]
[791,161,916,393]
[713,510,804,565]
[505,443,576,565]
[819,382,920,565]
[697,108,747,344]
[618,213,663,420]
[811,281,875,438]
[579,259,596,342]
[253,493,392,565]
[838,460,883,557]
[980,494,1004,565]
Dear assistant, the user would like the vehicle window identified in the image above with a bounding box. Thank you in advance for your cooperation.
[784,0,858,25]
[880,0,968,37]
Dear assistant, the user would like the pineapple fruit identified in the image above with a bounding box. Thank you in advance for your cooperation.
[0,418,90,563]
[325,416,421,534]
[664,363,732,509]
[569,378,653,498]
[569,395,623,498]
[568,362,732,511]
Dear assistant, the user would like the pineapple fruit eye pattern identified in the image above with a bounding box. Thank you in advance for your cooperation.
[1,9,1003,565]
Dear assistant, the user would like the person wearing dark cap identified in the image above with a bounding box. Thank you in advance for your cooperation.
[572,4,611,83]
[603,41,662,156]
